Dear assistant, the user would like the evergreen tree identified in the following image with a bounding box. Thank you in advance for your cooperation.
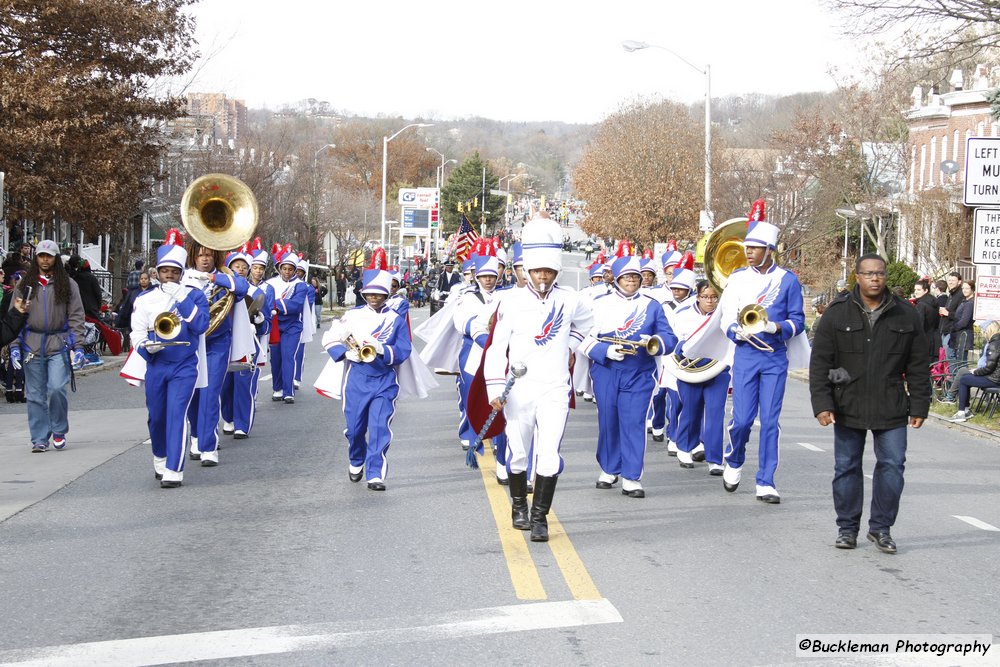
[440,152,505,234]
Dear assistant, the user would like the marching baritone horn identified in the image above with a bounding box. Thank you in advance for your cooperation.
[737,304,775,353]
[594,336,661,356]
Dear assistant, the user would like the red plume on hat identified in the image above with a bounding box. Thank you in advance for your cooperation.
[666,239,677,252]
[747,199,766,226]
[251,237,263,252]
[642,248,653,259]
[595,251,606,265]
[368,247,388,270]
[614,239,633,258]
[270,242,281,257]
[239,241,250,254]
[164,228,184,247]
[678,251,695,271]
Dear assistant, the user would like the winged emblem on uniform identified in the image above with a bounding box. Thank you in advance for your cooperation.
[534,305,564,346]
[755,280,780,310]
[371,319,394,343]
[615,305,647,338]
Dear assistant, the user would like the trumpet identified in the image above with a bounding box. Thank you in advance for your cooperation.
[737,304,775,352]
[346,335,378,363]
[152,312,182,340]
[595,336,661,356]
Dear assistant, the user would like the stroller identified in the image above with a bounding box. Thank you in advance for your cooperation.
[80,321,104,368]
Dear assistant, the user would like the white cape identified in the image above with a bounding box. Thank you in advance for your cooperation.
[682,308,809,371]
[414,295,463,374]
[119,335,208,389]
[314,353,438,400]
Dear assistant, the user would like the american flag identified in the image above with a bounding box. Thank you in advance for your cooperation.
[454,214,479,261]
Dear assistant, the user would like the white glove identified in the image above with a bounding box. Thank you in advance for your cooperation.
[345,349,362,363]
[369,339,385,355]
[161,282,182,297]
[606,345,626,362]
[253,312,265,325]
[143,341,164,354]
[188,270,212,282]
[639,334,651,342]
[733,326,750,342]
[762,321,778,334]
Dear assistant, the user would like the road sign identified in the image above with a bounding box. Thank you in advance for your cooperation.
[972,208,1000,265]
[964,137,1000,206]
[974,274,1000,320]
[402,207,431,230]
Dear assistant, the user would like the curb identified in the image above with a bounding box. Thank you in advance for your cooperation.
[76,355,127,378]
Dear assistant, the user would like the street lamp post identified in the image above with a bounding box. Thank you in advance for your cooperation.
[499,173,524,223]
[382,123,434,250]
[312,144,336,262]
[622,40,712,231]
[835,206,857,281]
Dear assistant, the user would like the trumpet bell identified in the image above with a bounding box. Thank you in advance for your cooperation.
[180,173,259,251]
[153,312,182,340]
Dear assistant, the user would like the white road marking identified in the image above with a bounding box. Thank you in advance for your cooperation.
[953,515,1000,532]
[141,439,151,445]
[0,598,623,666]
[796,442,824,452]
[260,374,271,382]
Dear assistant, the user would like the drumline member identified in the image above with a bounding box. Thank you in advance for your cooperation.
[184,238,250,466]
[130,231,210,487]
[220,246,272,439]
[714,201,806,503]
[266,248,310,404]
[483,216,594,542]
[322,268,412,490]
[293,256,315,390]
[647,249,683,437]
[670,280,730,475]
[581,255,674,498]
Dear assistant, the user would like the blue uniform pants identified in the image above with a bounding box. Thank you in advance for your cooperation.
[343,365,399,481]
[188,334,230,454]
[220,365,259,434]
[665,388,681,442]
[649,387,666,431]
[725,349,788,487]
[676,370,731,464]
[146,360,197,473]
[294,340,305,383]
[456,340,478,444]
[592,365,654,481]
[270,329,301,398]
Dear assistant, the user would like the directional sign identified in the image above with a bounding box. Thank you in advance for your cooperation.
[964,137,1000,206]
[972,208,1000,265]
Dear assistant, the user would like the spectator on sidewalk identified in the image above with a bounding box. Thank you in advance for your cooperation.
[939,272,964,362]
[948,321,1000,422]
[335,270,347,307]
[10,240,87,453]
[950,280,975,364]
[69,256,122,356]
[912,279,939,365]
[116,271,153,352]
[126,260,144,291]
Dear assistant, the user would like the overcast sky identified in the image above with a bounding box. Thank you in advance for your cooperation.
[182,0,864,123]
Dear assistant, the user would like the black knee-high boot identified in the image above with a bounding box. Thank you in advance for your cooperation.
[508,471,530,530]
[529,475,557,542]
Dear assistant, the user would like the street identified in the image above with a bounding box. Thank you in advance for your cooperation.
[0,256,998,666]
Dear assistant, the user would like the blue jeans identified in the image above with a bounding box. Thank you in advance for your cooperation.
[23,351,72,445]
[832,424,907,534]
[958,374,999,410]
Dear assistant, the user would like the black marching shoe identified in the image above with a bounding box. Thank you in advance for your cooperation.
[651,433,664,443]
[348,468,364,483]
[867,531,897,554]
[529,475,558,542]
[835,532,858,549]
[367,480,386,491]
[154,472,163,481]
[283,396,295,404]
[509,472,531,531]
[160,480,182,488]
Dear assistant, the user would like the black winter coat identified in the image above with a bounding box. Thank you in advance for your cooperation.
[809,288,931,430]
[972,333,1000,384]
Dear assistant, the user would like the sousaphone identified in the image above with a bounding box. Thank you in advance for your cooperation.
[180,174,259,335]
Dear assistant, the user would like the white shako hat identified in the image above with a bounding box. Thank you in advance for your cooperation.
[521,217,563,272]
[361,269,392,295]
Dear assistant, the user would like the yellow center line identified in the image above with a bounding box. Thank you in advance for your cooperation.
[475,445,547,600]
[546,511,603,600]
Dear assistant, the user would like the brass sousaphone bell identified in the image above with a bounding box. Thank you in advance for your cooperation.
[180,174,259,335]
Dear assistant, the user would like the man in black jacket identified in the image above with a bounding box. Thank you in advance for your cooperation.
[938,271,963,359]
[809,254,930,555]
[912,279,939,364]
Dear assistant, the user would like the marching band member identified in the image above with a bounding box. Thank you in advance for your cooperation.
[266,247,310,404]
[220,246,272,439]
[712,201,806,504]
[454,253,502,452]
[510,242,527,288]
[129,231,209,487]
[482,216,594,542]
[581,255,674,498]
[647,248,683,435]
[573,263,609,401]
[322,268,411,490]
[650,254,696,450]
[639,258,658,291]
[184,238,251,466]
[386,271,411,335]
[670,280,730,475]
[293,255,315,390]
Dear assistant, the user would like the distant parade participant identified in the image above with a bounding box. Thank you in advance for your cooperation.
[453,252,502,452]
[482,215,594,541]
[386,270,411,334]
[646,248,682,436]
[581,255,674,498]
[639,258,658,290]
[293,255,316,390]
[669,280,731,475]
[184,238,252,466]
[322,268,412,490]
[128,230,209,487]
[266,247,310,404]
[220,245,272,439]
[650,254,696,452]
[690,200,807,504]
[573,263,609,401]
[510,242,527,288]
